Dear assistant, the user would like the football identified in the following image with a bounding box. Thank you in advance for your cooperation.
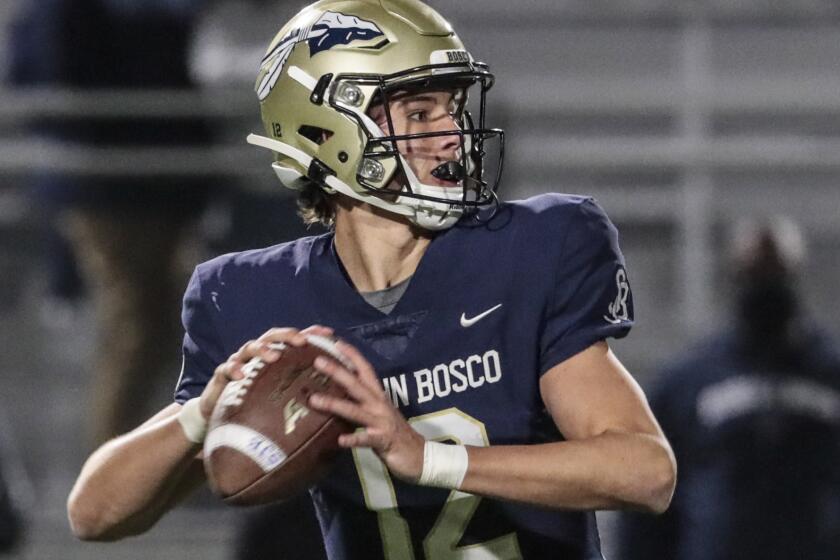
[203,334,354,505]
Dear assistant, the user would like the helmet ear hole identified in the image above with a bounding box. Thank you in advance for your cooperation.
[298,125,334,146]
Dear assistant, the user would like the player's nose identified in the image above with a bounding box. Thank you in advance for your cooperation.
[432,114,462,157]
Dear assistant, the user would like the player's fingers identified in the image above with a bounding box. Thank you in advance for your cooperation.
[257,327,308,347]
[339,426,395,451]
[232,340,282,364]
[337,429,377,449]
[301,324,335,338]
[335,341,381,392]
[214,360,244,382]
[203,361,245,416]
[313,356,378,403]
[308,393,374,427]
[207,352,258,407]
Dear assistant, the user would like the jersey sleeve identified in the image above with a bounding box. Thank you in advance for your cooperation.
[173,265,227,403]
[539,198,634,374]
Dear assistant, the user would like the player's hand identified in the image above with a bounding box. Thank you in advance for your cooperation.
[307,340,426,483]
[199,325,334,420]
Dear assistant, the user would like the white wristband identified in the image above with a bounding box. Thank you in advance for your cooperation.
[418,441,469,490]
[178,398,208,444]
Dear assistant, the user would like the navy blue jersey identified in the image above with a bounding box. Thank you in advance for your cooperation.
[176,194,633,560]
[618,331,840,560]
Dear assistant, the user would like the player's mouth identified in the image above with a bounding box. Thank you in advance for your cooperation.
[430,160,464,187]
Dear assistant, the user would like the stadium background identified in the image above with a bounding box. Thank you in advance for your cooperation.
[0,0,839,557]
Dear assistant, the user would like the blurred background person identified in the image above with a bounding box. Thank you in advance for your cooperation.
[617,218,840,560]
[8,0,215,446]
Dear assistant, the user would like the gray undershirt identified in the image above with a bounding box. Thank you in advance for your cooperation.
[359,276,412,314]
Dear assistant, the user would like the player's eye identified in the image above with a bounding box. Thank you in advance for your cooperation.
[408,110,428,122]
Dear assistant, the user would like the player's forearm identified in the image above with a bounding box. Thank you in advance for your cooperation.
[67,410,203,541]
[460,430,676,513]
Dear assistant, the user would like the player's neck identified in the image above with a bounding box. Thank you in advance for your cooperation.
[333,203,432,292]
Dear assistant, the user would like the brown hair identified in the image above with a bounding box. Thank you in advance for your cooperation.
[296,181,336,228]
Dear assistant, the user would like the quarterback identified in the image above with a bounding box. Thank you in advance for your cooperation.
[67,1,676,558]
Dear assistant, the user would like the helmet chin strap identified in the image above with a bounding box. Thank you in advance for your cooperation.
[247,133,463,230]
[394,154,464,230]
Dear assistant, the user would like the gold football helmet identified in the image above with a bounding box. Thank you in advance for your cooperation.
[246,0,504,230]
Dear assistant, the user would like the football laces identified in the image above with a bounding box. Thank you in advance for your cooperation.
[220,356,266,408]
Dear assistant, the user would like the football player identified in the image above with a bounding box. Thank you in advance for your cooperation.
[67,1,676,558]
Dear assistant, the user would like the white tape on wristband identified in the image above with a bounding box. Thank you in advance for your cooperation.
[178,398,208,444]
[418,441,469,489]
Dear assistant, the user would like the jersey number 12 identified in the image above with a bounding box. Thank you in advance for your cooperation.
[352,407,522,559]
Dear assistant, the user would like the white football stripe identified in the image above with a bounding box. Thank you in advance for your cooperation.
[204,424,287,472]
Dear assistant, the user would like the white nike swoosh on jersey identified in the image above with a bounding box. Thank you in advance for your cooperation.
[460,303,503,327]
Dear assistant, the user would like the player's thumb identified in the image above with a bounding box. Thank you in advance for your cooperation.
[200,363,241,418]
